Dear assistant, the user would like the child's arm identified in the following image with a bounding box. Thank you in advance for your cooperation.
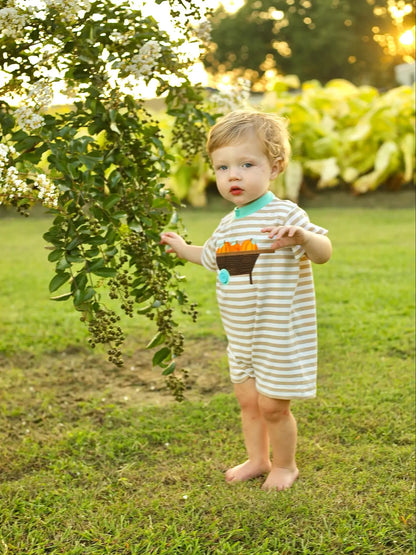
[160,232,203,265]
[262,226,332,264]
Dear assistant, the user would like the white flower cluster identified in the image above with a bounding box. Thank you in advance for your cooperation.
[0,143,15,165]
[193,20,212,45]
[0,145,30,206]
[14,106,44,133]
[28,80,54,107]
[44,0,91,23]
[110,31,131,44]
[126,40,163,79]
[210,78,252,113]
[0,144,59,209]
[0,166,32,205]
[0,3,27,40]
[14,80,53,133]
[33,173,59,208]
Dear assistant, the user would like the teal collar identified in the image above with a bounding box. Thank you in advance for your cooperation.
[234,191,275,219]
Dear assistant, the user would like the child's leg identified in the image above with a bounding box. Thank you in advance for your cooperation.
[257,395,299,491]
[225,378,272,482]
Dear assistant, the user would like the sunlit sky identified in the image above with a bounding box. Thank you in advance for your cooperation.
[5,0,240,101]
[129,1,247,91]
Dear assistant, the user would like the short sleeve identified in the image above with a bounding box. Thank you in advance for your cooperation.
[201,234,218,272]
[285,205,328,260]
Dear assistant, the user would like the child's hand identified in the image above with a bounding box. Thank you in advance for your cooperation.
[160,232,203,265]
[160,232,187,256]
[261,225,332,264]
[261,225,309,250]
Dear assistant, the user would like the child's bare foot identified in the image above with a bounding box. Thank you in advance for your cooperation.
[261,467,299,491]
[225,460,272,483]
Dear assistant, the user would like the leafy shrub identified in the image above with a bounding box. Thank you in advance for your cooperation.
[0,0,212,396]
[266,78,415,200]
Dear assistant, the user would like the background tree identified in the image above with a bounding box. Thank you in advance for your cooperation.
[205,0,414,88]
[0,0,213,398]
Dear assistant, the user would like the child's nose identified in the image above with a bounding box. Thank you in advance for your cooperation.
[229,166,241,180]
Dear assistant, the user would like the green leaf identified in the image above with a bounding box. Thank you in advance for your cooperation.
[83,286,96,302]
[49,272,71,293]
[65,253,85,263]
[128,222,143,233]
[56,258,71,271]
[103,194,121,210]
[72,272,88,291]
[146,331,166,349]
[87,258,105,271]
[0,111,15,134]
[48,249,63,262]
[73,286,96,307]
[136,303,152,314]
[50,291,72,302]
[66,237,84,251]
[162,361,176,375]
[91,267,117,278]
[16,135,41,152]
[110,122,121,134]
[152,347,171,366]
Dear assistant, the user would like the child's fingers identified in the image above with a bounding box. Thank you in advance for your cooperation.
[263,226,298,240]
[160,232,178,244]
[263,226,289,239]
[261,226,280,238]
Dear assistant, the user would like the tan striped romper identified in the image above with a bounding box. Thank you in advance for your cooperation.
[201,192,328,400]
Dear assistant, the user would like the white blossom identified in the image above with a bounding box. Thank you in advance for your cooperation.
[110,31,131,44]
[126,40,163,79]
[0,4,27,40]
[0,144,59,209]
[0,144,16,169]
[28,80,53,109]
[0,163,30,206]
[33,174,59,208]
[15,105,45,132]
[193,20,212,44]
[44,0,91,23]
[210,78,252,113]
[14,80,53,133]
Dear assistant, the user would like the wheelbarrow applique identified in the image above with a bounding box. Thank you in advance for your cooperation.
[216,240,274,285]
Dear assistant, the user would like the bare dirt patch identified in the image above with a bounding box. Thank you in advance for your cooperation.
[0,338,232,413]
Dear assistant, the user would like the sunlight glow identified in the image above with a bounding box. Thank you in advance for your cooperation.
[220,0,245,13]
[399,28,415,46]
[388,0,413,24]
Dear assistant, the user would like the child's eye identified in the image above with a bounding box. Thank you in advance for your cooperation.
[243,162,253,168]
[216,165,227,171]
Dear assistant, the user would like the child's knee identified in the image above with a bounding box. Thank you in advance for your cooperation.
[258,396,291,422]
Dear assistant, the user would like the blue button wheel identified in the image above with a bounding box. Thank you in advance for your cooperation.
[218,269,230,285]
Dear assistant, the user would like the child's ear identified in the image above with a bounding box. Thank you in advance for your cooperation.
[270,159,282,179]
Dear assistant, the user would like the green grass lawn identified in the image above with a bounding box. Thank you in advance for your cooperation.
[0,199,415,554]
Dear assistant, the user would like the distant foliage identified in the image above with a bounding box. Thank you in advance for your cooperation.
[205,0,414,89]
[0,0,213,397]
[266,78,415,201]
[166,78,415,205]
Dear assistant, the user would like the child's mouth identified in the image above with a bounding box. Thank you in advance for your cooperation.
[230,186,243,196]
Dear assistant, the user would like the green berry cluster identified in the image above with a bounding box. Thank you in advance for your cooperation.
[166,369,189,402]
[108,268,134,318]
[87,309,125,367]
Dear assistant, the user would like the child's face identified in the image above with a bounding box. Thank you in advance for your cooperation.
[211,134,280,207]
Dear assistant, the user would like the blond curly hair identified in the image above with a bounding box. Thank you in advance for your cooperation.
[206,110,291,172]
